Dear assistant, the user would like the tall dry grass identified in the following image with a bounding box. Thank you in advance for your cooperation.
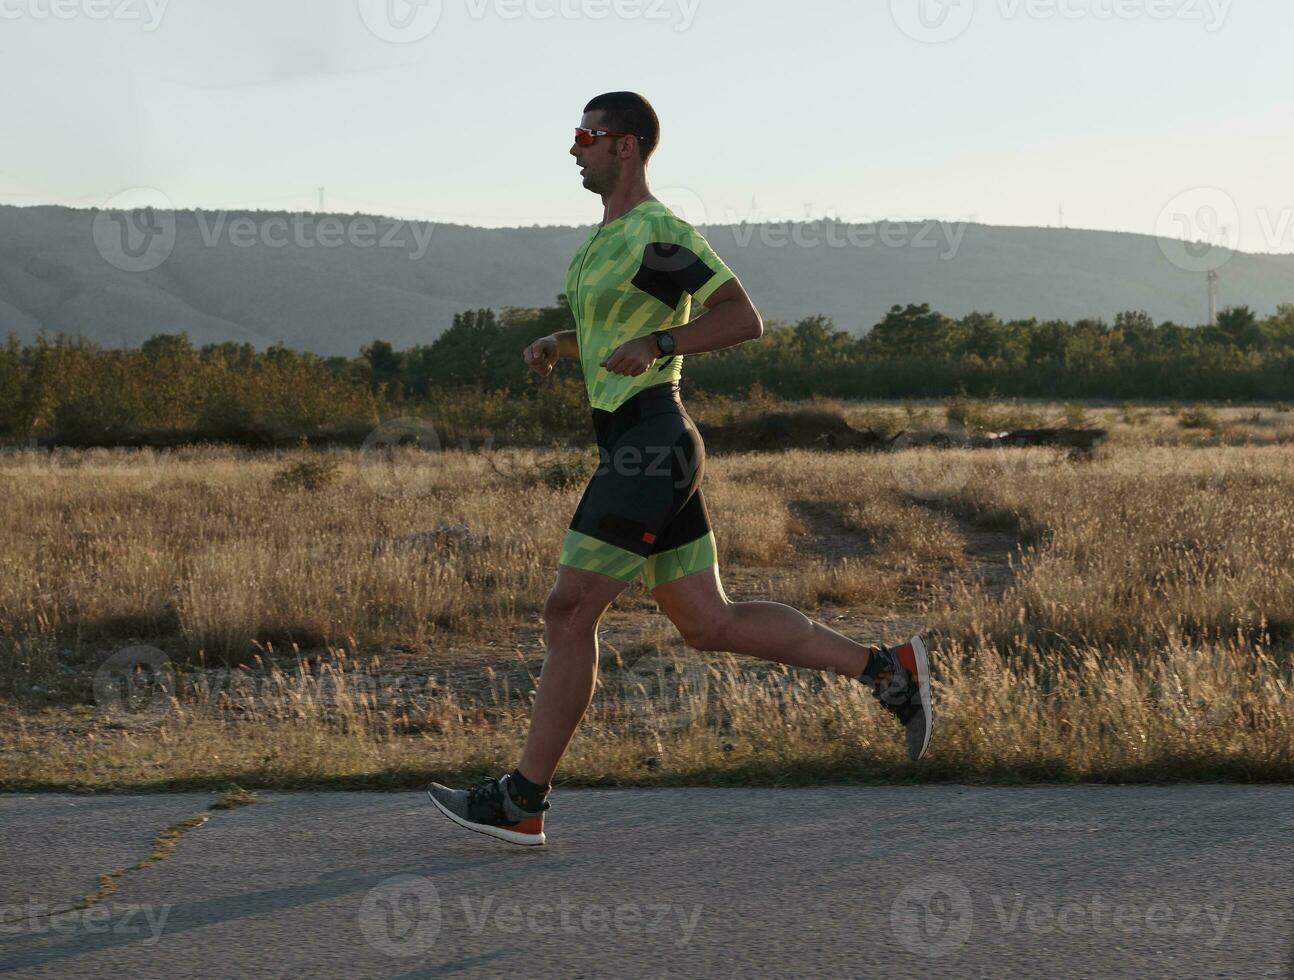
[0,445,960,673]
[931,444,1294,652]
[2,402,1292,787]
[2,637,1287,791]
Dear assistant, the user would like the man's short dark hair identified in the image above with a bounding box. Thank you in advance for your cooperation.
[584,92,660,163]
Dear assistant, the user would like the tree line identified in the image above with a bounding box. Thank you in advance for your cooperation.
[2,298,1293,445]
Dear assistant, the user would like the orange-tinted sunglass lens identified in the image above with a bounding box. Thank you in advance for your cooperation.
[574,128,596,146]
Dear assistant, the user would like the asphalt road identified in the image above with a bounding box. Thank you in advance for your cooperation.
[1,786,1291,979]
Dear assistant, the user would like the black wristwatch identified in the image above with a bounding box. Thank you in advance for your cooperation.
[651,330,676,356]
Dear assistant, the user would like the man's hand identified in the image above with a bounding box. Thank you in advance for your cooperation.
[523,335,560,377]
[600,336,659,377]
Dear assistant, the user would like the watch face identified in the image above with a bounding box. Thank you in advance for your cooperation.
[657,332,675,355]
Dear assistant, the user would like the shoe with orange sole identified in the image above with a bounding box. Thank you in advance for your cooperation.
[862,635,934,761]
[427,774,548,846]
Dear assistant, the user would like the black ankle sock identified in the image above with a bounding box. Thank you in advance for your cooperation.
[860,644,889,682]
[507,769,551,811]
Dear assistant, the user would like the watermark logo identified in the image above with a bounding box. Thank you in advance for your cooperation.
[1155,187,1241,273]
[80,446,167,492]
[358,883,703,951]
[94,199,437,274]
[358,419,559,497]
[593,442,698,489]
[615,185,712,281]
[467,0,702,30]
[996,0,1231,30]
[0,0,170,30]
[892,0,1231,42]
[1161,646,1240,734]
[457,896,702,943]
[888,424,976,500]
[891,876,1234,955]
[360,0,704,36]
[891,875,974,957]
[619,187,969,259]
[359,875,442,957]
[649,185,711,235]
[987,892,1233,944]
[359,417,444,499]
[0,901,173,944]
[193,212,435,261]
[729,213,969,258]
[93,644,176,720]
[891,0,975,43]
[7,446,167,492]
[357,0,443,42]
[92,188,176,274]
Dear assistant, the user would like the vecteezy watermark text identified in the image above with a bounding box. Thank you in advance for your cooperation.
[0,902,172,945]
[92,187,437,273]
[891,876,1235,958]
[891,0,1231,43]
[594,443,697,487]
[987,892,1233,943]
[0,0,169,30]
[996,0,1229,27]
[359,876,702,958]
[465,0,701,30]
[192,212,435,260]
[92,644,457,720]
[728,216,968,259]
[359,0,700,42]
[459,896,702,944]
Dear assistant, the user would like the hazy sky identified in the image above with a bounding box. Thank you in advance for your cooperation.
[1,0,1290,252]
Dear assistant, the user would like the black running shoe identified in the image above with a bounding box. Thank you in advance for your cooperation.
[862,635,934,761]
[427,774,548,846]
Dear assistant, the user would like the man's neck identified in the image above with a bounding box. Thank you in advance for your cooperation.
[600,178,653,226]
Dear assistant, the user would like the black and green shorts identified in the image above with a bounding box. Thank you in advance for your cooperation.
[558,381,717,589]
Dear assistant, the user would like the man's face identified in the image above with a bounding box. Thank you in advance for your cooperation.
[570,110,623,195]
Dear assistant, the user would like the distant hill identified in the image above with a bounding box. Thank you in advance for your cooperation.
[2,204,1291,356]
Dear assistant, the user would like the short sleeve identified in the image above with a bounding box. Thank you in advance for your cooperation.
[631,219,735,310]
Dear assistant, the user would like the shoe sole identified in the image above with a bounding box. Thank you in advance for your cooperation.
[909,635,934,761]
[426,787,546,846]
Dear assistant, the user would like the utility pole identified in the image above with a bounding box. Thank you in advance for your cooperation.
[318,186,326,213]
[1207,270,1219,326]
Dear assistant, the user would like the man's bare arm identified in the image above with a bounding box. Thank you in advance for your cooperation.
[547,330,580,360]
[665,278,763,355]
[599,278,762,376]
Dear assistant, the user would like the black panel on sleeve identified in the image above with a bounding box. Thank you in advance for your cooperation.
[631,243,718,309]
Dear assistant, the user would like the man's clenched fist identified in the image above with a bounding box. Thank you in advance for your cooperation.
[523,335,560,377]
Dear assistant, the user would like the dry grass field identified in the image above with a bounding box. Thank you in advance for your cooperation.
[1,400,1292,790]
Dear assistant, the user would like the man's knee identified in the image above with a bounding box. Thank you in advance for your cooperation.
[542,586,603,638]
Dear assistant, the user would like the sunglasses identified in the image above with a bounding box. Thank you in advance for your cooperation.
[574,127,644,147]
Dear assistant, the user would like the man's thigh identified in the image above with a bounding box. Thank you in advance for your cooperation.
[649,559,728,639]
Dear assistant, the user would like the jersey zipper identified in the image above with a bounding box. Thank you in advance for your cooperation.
[573,225,601,325]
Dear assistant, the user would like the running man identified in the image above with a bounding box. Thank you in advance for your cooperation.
[429,92,932,845]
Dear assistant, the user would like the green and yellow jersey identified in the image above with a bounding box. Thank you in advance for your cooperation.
[564,197,735,412]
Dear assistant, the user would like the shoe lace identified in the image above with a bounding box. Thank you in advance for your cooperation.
[465,777,506,818]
